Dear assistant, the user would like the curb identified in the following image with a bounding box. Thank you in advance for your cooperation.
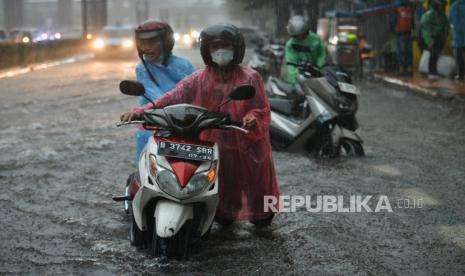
[373,73,465,101]
[0,53,95,80]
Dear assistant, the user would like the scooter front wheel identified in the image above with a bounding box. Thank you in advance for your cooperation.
[151,219,193,260]
[314,138,339,158]
[339,138,364,157]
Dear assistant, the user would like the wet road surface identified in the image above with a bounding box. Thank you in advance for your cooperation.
[1,49,465,275]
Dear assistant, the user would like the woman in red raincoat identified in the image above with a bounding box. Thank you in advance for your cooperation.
[121,24,280,227]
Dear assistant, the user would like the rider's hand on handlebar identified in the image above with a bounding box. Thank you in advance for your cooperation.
[120,111,139,123]
[242,114,257,128]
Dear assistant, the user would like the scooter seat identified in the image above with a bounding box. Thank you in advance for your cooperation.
[270,77,296,96]
[269,98,294,116]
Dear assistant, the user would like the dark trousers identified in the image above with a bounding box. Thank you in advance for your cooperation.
[396,32,412,67]
[454,47,464,79]
[428,38,445,75]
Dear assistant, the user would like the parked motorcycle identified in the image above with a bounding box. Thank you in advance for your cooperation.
[113,80,255,260]
[248,41,285,79]
[268,42,285,77]
[248,46,271,78]
[266,55,364,157]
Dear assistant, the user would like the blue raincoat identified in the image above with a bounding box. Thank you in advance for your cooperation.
[449,0,465,48]
[135,54,196,161]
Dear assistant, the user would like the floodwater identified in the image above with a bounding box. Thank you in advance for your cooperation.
[1,49,464,275]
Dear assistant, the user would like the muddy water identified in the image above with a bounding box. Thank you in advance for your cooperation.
[0,54,464,275]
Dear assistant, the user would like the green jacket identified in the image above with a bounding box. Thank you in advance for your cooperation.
[420,8,449,46]
[285,32,326,85]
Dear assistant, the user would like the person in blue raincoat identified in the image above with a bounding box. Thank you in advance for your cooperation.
[133,20,196,161]
[449,0,465,81]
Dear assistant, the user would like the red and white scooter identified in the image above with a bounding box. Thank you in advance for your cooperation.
[113,80,255,260]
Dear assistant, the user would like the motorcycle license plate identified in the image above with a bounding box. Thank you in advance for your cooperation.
[157,141,214,161]
[338,82,359,95]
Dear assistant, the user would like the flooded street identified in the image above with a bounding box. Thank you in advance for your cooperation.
[1,49,465,275]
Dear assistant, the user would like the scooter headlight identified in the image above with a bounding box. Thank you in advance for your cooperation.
[156,169,211,199]
[186,174,210,194]
[156,170,179,196]
[335,97,355,113]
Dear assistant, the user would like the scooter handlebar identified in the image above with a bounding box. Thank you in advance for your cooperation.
[230,120,243,127]
[221,125,249,134]
[116,120,144,127]
[287,62,322,77]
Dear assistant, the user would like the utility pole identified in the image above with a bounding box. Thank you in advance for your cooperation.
[160,8,170,24]
[143,0,148,22]
[82,0,106,36]
[275,0,290,40]
[57,0,73,28]
[136,0,141,23]
[82,0,88,37]
[136,0,149,23]
[3,0,24,30]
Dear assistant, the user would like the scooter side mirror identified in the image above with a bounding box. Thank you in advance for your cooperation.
[229,85,256,100]
[216,85,255,110]
[119,80,145,96]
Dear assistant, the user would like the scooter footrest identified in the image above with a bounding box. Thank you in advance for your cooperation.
[112,195,132,202]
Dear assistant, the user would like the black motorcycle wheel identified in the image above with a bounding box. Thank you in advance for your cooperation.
[314,137,339,158]
[339,139,364,157]
[151,219,192,260]
[129,205,145,247]
[201,223,212,240]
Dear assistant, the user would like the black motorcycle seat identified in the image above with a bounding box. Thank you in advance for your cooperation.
[270,77,296,96]
[269,98,294,116]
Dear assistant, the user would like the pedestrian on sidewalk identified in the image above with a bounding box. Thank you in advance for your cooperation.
[420,0,449,79]
[449,0,465,81]
[392,0,414,76]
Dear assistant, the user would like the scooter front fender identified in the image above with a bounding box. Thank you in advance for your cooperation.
[155,199,193,238]
[331,124,363,144]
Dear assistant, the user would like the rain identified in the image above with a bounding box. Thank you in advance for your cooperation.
[1,0,465,275]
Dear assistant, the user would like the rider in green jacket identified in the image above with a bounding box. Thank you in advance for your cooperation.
[285,15,326,85]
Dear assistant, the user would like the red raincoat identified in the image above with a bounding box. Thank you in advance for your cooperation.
[134,65,280,220]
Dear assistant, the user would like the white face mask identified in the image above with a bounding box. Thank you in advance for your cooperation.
[211,49,234,66]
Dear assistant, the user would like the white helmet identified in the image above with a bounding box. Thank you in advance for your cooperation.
[286,15,309,37]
